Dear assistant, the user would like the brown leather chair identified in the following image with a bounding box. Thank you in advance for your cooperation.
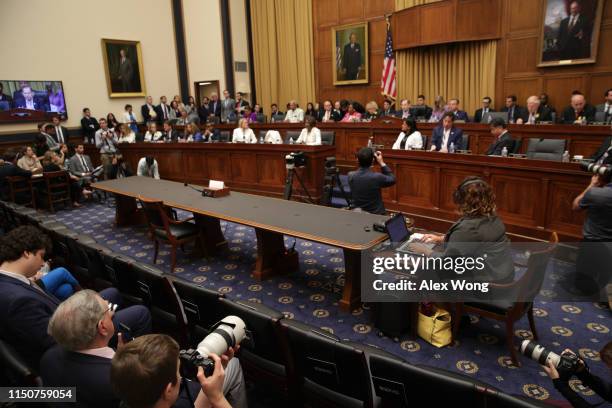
[138,197,202,272]
[40,171,71,212]
[6,175,36,209]
[452,232,559,366]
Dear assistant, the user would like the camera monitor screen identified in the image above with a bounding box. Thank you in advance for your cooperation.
[0,80,68,123]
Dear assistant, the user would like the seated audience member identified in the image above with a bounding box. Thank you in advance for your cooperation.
[429,95,447,123]
[486,118,514,156]
[173,95,185,111]
[68,143,96,187]
[264,130,283,144]
[348,148,395,214]
[111,334,247,408]
[208,93,222,120]
[270,103,283,118]
[540,93,556,115]
[395,99,412,120]
[363,101,381,121]
[184,123,203,143]
[501,95,524,123]
[56,143,69,167]
[591,130,612,164]
[430,112,464,152]
[596,88,612,124]
[197,96,210,123]
[392,118,423,150]
[161,121,178,142]
[317,100,340,122]
[333,100,343,118]
[296,116,322,145]
[305,102,317,118]
[156,95,172,124]
[448,98,469,122]
[243,105,257,123]
[410,177,514,283]
[0,226,152,369]
[137,156,160,179]
[123,104,139,135]
[41,151,88,207]
[284,100,305,123]
[474,96,494,123]
[253,104,265,123]
[117,123,136,144]
[412,95,433,120]
[0,149,32,200]
[106,112,120,130]
[561,93,597,124]
[51,115,69,145]
[141,95,158,125]
[517,95,553,124]
[381,99,396,117]
[544,342,612,408]
[41,290,122,408]
[144,122,163,142]
[341,102,362,122]
[169,100,180,120]
[232,118,257,143]
[81,108,100,144]
[42,124,60,152]
[17,145,43,174]
[202,123,220,142]
[109,155,133,179]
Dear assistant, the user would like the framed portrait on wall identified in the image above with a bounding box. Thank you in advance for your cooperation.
[332,22,369,85]
[538,0,604,67]
[101,39,146,97]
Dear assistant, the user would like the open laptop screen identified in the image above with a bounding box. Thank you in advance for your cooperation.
[385,213,410,243]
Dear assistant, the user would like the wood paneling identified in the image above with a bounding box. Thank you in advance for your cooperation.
[505,37,539,75]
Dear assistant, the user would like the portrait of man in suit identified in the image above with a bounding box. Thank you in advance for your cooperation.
[102,39,145,97]
[539,0,603,66]
[333,23,368,85]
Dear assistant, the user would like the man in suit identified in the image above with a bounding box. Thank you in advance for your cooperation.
[448,98,469,122]
[348,148,396,214]
[161,121,178,142]
[596,88,612,124]
[561,93,597,124]
[198,96,210,123]
[118,49,134,92]
[80,108,100,144]
[557,1,590,60]
[51,115,69,144]
[67,144,98,190]
[0,226,151,369]
[540,93,557,115]
[501,95,524,123]
[141,96,157,125]
[413,95,433,120]
[517,95,553,124]
[591,135,612,164]
[474,96,494,123]
[270,103,283,119]
[43,124,60,152]
[486,117,514,155]
[430,112,464,152]
[381,99,396,117]
[395,99,413,120]
[14,85,48,111]
[317,100,340,122]
[221,89,236,123]
[208,93,222,119]
[155,95,171,125]
[235,92,249,115]
[342,32,362,81]
[0,149,32,200]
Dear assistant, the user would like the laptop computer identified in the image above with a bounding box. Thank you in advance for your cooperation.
[385,213,434,253]
[481,112,507,124]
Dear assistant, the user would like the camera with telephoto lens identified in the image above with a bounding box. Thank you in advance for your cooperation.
[179,316,247,378]
[520,340,581,375]
[285,151,307,169]
[580,161,612,178]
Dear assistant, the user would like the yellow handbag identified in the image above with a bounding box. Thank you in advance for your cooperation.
[417,305,452,348]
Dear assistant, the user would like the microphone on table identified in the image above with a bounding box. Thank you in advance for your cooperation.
[184,181,204,194]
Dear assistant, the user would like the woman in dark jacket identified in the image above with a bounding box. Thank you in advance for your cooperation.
[410,176,514,283]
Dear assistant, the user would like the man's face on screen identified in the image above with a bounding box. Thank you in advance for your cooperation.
[22,87,33,101]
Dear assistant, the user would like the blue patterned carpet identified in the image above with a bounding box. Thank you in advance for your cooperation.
[50,202,612,405]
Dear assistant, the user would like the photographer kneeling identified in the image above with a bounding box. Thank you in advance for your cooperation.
[111,334,246,408]
[543,341,612,407]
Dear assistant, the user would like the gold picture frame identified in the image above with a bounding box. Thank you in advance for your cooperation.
[537,0,604,67]
[101,39,146,98]
[332,22,369,85]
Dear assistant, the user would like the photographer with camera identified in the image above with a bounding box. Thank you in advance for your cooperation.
[94,118,119,179]
[111,333,246,408]
[348,147,396,214]
[540,341,612,407]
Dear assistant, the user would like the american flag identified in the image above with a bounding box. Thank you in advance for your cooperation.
[381,21,396,99]
[336,46,342,72]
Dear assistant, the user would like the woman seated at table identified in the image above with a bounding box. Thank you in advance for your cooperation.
[392,118,423,150]
[17,146,43,174]
[340,102,362,122]
[183,123,203,142]
[41,151,89,207]
[428,95,447,123]
[363,101,381,121]
[410,176,514,284]
[232,118,257,143]
[56,144,69,168]
[144,122,163,142]
[295,116,321,146]
[243,105,258,124]
[117,123,136,144]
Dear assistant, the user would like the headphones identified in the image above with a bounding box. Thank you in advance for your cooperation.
[452,177,487,205]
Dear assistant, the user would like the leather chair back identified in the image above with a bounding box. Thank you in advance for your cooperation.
[526,138,566,161]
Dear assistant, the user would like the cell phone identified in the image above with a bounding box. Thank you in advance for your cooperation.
[118,323,133,342]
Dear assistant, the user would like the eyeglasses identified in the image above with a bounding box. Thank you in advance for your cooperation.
[100,302,118,320]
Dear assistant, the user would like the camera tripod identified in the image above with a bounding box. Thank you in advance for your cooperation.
[283,166,313,203]
[321,167,351,207]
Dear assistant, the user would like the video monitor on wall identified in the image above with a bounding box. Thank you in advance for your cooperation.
[0,80,68,123]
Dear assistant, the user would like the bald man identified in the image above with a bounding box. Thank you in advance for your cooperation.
[561,93,596,124]
[517,96,553,124]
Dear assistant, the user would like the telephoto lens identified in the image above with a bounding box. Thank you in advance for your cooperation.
[519,340,580,375]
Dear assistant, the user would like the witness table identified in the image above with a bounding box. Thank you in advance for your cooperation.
[92,176,388,311]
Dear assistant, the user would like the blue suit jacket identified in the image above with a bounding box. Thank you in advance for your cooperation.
[0,274,60,368]
[452,110,469,122]
[431,126,464,151]
[348,165,396,214]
